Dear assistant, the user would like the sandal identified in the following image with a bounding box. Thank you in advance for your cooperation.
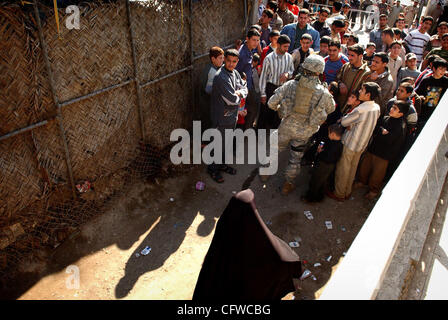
[220,165,237,175]
[208,168,224,183]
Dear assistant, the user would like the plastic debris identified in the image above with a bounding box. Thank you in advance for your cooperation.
[232,191,237,195]
[195,181,205,191]
[304,210,314,220]
[169,197,175,202]
[303,260,308,264]
[289,241,300,248]
[326,255,332,262]
[325,221,333,229]
[311,275,317,281]
[313,263,321,267]
[135,253,140,258]
[76,181,91,193]
[300,269,312,280]
[341,226,346,232]
[141,246,152,256]
[263,184,266,189]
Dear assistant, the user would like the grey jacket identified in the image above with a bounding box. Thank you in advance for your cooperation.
[368,68,395,115]
[210,67,248,128]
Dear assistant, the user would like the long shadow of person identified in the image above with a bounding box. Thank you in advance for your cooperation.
[114,180,201,298]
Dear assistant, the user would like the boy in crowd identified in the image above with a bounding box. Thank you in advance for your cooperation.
[199,46,224,132]
[414,54,441,89]
[248,54,261,129]
[384,81,420,180]
[259,9,274,49]
[260,30,280,67]
[347,34,359,47]
[323,40,349,84]
[336,44,370,108]
[370,14,389,51]
[317,36,331,58]
[415,58,448,128]
[291,34,315,74]
[396,53,421,91]
[236,71,248,129]
[327,82,381,202]
[423,21,448,59]
[267,1,283,31]
[400,77,422,116]
[421,33,448,71]
[363,43,376,66]
[340,90,361,115]
[366,52,395,115]
[404,16,434,66]
[392,28,411,54]
[388,41,404,88]
[303,123,344,203]
[395,18,408,40]
[356,100,409,200]
[381,28,406,65]
[386,82,418,133]
[312,7,332,38]
[330,19,345,42]
[209,49,248,183]
[341,33,350,56]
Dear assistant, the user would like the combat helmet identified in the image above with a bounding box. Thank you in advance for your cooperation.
[301,55,325,75]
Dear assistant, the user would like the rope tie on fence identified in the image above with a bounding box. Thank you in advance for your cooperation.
[53,0,61,39]
[180,0,184,35]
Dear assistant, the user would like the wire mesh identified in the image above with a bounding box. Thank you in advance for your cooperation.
[0,0,247,292]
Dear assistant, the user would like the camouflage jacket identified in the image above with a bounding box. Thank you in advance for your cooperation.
[267,74,336,140]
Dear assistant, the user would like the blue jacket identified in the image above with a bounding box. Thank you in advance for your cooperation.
[281,23,320,53]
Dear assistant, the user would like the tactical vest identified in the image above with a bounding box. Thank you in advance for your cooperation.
[293,75,319,116]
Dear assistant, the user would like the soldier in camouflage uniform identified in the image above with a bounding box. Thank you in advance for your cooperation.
[259,55,336,195]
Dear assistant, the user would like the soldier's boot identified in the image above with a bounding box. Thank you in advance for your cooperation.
[281,181,296,196]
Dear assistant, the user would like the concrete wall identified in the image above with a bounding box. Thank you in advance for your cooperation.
[376,126,448,299]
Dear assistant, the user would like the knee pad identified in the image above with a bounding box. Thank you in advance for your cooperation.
[290,144,306,153]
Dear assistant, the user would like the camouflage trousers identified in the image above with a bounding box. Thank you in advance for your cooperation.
[262,128,309,184]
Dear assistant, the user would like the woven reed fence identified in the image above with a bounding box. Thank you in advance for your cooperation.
[0,0,248,288]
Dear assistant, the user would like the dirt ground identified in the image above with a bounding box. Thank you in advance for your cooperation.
[10,148,379,301]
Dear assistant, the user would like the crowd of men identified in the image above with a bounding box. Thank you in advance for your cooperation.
[199,0,448,203]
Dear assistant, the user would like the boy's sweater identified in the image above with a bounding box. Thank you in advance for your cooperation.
[341,100,381,153]
[317,137,343,164]
[368,115,407,161]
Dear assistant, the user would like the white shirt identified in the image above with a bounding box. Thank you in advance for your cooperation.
[259,50,295,97]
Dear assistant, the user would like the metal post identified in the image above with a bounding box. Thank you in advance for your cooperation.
[244,0,248,30]
[249,0,259,29]
[416,0,428,27]
[189,0,196,120]
[33,0,77,199]
[0,120,50,143]
[126,0,147,142]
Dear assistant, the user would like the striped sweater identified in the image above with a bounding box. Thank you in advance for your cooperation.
[404,30,430,64]
[340,101,381,153]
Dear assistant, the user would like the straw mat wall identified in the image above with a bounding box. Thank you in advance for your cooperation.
[0,0,246,291]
